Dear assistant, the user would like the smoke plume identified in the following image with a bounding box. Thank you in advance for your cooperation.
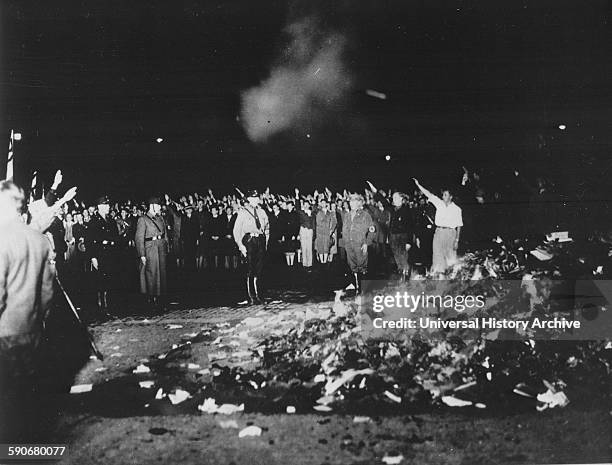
[240,17,352,143]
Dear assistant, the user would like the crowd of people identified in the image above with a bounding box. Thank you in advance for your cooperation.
[12,165,581,316]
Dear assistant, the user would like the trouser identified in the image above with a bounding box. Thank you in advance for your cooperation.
[0,335,41,442]
[390,233,410,273]
[246,235,266,278]
[431,227,457,273]
[345,241,368,274]
[300,227,313,267]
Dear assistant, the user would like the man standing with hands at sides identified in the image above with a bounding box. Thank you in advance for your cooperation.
[233,190,269,305]
[367,181,414,281]
[88,195,120,316]
[342,193,376,294]
[413,178,463,275]
[135,197,168,311]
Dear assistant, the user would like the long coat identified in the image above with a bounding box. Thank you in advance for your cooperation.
[0,218,55,342]
[135,214,168,296]
[315,210,337,254]
[88,213,121,290]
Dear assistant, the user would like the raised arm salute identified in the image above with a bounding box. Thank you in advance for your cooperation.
[413,178,463,275]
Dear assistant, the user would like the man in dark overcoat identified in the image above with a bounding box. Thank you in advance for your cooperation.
[135,196,168,308]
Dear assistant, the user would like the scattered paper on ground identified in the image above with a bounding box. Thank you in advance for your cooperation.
[238,426,262,438]
[168,389,191,405]
[70,384,93,394]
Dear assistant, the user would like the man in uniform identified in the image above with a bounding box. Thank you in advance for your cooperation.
[342,193,376,294]
[135,197,168,309]
[367,182,414,280]
[88,195,121,316]
[0,181,55,441]
[233,190,269,304]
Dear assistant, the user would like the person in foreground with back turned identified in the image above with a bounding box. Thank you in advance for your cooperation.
[0,180,55,442]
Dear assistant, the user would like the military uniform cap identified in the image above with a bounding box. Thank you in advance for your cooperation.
[96,195,110,205]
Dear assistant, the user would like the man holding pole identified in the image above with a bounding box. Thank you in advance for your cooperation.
[0,180,55,441]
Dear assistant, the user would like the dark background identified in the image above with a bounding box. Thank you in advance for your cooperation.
[1,0,612,200]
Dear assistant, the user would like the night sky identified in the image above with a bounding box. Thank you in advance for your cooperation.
[2,0,611,199]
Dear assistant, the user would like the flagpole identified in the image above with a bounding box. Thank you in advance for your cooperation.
[30,170,38,202]
[5,130,21,181]
[6,130,14,180]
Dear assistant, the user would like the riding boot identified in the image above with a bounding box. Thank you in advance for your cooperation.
[96,292,109,320]
[246,277,255,305]
[353,273,360,295]
[253,277,262,304]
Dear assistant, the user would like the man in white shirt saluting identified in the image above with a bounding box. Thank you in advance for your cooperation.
[413,178,463,275]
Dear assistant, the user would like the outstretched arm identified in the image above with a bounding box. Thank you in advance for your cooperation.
[413,178,441,206]
[367,180,392,208]
[233,212,247,257]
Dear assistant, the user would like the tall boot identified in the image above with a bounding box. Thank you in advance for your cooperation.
[246,276,255,305]
[97,291,110,320]
[353,272,360,295]
[253,277,262,304]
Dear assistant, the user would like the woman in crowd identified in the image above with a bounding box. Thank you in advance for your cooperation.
[315,198,337,266]
[207,205,226,269]
[223,205,239,270]
[297,193,315,271]
[282,200,300,266]
[329,201,340,264]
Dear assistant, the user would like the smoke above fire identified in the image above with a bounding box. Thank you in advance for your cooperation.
[240,17,352,143]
